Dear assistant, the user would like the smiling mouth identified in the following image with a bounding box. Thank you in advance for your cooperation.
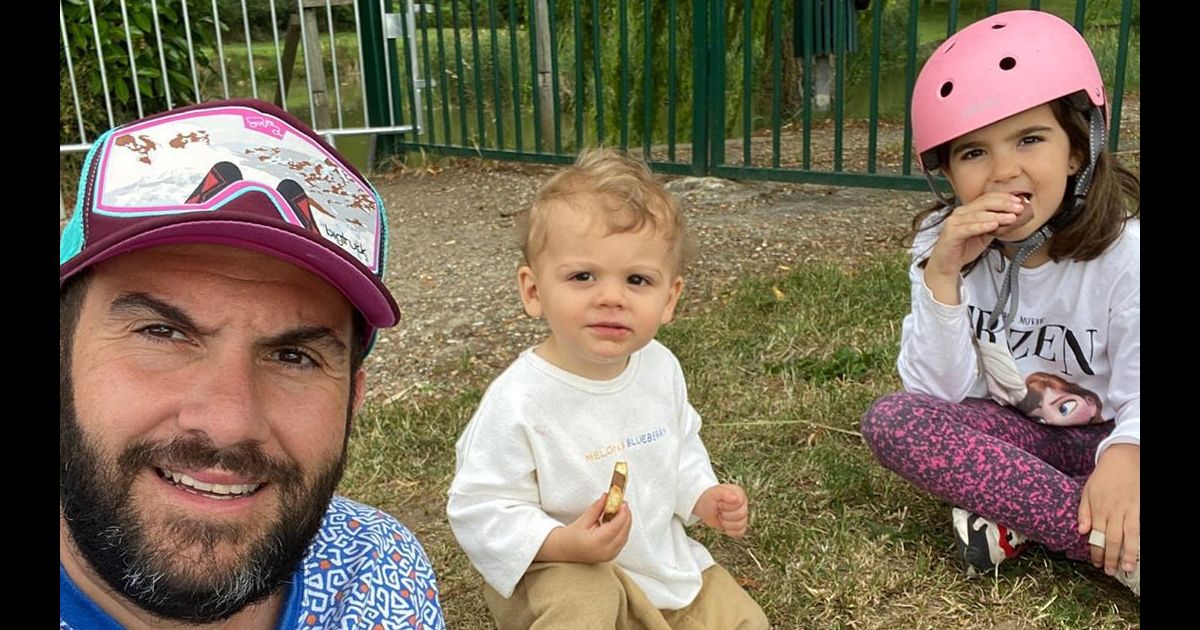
[156,467,264,500]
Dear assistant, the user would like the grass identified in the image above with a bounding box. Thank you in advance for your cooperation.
[338,251,1140,628]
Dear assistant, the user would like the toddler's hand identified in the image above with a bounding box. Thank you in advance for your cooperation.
[535,494,632,563]
[694,484,749,538]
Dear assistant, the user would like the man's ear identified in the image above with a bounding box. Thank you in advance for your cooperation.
[340,368,367,438]
[351,368,367,421]
[517,266,543,319]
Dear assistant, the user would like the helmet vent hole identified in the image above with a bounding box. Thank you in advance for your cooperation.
[944,40,956,53]
[940,81,954,98]
[991,23,1007,29]
[999,57,1017,70]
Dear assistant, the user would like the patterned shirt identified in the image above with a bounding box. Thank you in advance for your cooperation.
[61,495,446,629]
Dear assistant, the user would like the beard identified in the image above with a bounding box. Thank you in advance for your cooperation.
[59,358,351,624]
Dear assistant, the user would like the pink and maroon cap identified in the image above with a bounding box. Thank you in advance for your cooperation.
[59,99,400,352]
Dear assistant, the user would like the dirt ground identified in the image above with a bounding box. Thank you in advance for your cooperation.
[363,161,930,404]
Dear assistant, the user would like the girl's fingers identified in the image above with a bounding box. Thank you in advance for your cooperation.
[951,194,1026,220]
[947,220,1002,239]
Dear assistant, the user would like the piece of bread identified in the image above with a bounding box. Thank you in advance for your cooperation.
[600,461,628,524]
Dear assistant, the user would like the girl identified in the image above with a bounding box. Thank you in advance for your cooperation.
[859,10,1140,596]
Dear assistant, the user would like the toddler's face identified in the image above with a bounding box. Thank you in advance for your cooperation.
[518,207,683,380]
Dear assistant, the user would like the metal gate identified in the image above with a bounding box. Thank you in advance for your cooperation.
[60,1,1139,201]
[59,1,429,170]
[359,0,1137,189]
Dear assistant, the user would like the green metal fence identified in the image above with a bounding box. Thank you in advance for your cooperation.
[371,0,1138,190]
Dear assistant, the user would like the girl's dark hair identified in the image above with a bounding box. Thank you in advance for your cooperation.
[905,93,1139,273]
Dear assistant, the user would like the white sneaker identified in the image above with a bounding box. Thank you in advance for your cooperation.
[1116,556,1139,597]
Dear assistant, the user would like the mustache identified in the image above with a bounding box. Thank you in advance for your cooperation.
[118,435,301,484]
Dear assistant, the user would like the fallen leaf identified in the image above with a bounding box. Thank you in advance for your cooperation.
[735,576,761,590]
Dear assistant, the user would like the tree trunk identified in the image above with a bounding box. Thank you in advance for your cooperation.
[534,0,554,145]
[757,4,803,127]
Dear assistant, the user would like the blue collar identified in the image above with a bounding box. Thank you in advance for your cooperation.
[60,563,303,630]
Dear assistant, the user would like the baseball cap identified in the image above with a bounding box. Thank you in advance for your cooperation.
[59,99,400,351]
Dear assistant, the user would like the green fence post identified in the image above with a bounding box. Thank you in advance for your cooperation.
[1109,0,1134,154]
[359,0,403,169]
[691,0,709,175]
[707,0,726,173]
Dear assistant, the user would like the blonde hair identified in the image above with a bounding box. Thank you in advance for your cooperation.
[517,147,690,272]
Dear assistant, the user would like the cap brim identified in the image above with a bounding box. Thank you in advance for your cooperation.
[59,211,401,329]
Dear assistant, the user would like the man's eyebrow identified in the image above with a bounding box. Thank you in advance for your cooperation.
[110,293,349,356]
[109,293,201,331]
[262,326,349,357]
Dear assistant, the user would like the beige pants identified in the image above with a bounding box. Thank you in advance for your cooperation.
[483,561,770,630]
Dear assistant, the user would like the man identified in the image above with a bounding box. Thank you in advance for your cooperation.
[59,99,446,629]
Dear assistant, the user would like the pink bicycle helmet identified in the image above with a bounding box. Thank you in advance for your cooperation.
[912,10,1106,172]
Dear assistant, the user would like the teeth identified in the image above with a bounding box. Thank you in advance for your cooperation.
[187,476,214,492]
[160,468,261,496]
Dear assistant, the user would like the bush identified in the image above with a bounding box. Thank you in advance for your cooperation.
[60,0,224,144]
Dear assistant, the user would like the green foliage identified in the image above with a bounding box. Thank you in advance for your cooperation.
[212,0,358,42]
[60,0,224,144]
[59,0,1139,158]
[1083,0,1139,26]
[844,0,915,104]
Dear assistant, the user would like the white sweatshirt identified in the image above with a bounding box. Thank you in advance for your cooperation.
[447,340,720,609]
[898,217,1140,463]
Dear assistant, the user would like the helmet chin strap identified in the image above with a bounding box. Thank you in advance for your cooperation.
[1049,105,1106,231]
[923,104,1107,333]
[921,168,956,208]
[986,105,1106,332]
[984,224,1051,331]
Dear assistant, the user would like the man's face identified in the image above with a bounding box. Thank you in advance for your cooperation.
[60,244,362,623]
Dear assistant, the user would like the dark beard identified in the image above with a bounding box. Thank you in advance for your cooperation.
[59,358,349,624]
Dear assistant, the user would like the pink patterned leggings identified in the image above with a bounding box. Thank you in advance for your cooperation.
[860,392,1114,562]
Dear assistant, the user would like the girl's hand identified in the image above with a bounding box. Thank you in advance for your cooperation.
[1078,443,1140,576]
[924,193,1030,303]
[693,484,749,538]
[534,494,632,564]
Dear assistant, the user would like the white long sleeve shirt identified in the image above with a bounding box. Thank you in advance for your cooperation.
[898,217,1140,463]
[447,340,720,610]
